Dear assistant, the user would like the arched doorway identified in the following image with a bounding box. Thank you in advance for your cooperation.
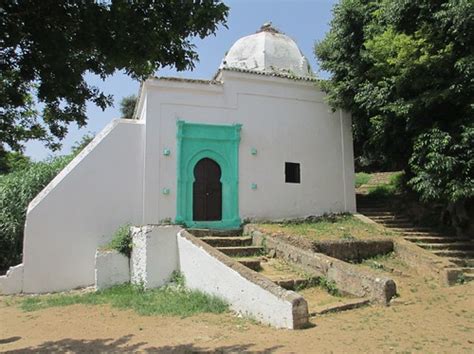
[193,158,222,221]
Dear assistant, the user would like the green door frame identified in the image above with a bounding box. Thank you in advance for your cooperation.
[175,120,242,229]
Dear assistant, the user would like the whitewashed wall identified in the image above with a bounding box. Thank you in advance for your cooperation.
[140,70,356,224]
[178,230,307,329]
[21,120,145,293]
[130,225,180,288]
[95,250,130,290]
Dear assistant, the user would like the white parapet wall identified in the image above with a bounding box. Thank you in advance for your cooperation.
[131,225,180,288]
[177,230,309,329]
[0,264,24,295]
[19,119,145,294]
[95,250,130,290]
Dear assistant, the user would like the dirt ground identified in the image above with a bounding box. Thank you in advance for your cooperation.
[1,263,473,353]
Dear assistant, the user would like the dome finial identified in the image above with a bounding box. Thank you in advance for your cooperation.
[258,22,280,34]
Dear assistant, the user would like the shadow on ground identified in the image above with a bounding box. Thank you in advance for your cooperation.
[3,334,283,353]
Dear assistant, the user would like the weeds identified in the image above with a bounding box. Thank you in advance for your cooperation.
[296,276,340,296]
[318,277,340,296]
[106,224,132,257]
[361,252,394,270]
[456,273,466,285]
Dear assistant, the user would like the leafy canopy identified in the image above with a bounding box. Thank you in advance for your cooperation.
[119,95,137,119]
[315,0,473,204]
[1,0,228,151]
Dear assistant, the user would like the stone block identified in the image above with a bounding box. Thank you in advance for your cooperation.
[130,225,180,289]
[95,250,130,290]
[0,264,24,295]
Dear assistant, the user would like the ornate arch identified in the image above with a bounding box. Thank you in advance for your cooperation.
[176,121,241,229]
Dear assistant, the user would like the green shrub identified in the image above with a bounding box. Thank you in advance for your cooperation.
[355,172,371,187]
[107,224,133,257]
[0,156,73,270]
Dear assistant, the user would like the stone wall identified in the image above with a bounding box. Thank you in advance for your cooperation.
[245,225,396,305]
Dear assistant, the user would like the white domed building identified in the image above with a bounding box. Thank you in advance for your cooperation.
[1,24,356,305]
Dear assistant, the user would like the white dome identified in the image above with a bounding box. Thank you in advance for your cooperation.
[220,23,313,78]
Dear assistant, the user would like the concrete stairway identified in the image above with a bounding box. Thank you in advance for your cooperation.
[188,228,317,289]
[188,228,264,271]
[356,195,474,283]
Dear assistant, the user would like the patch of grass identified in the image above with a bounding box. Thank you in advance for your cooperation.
[367,171,404,198]
[362,253,393,270]
[316,277,340,296]
[355,172,371,187]
[257,214,391,241]
[20,282,228,317]
[367,184,397,198]
[456,273,466,285]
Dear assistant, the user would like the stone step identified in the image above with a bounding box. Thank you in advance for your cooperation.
[200,236,253,247]
[370,214,411,222]
[397,230,445,237]
[432,250,474,259]
[447,258,474,267]
[358,208,395,213]
[356,198,390,203]
[377,221,416,228]
[235,257,262,271]
[273,278,313,291]
[187,228,243,237]
[405,236,471,244]
[357,207,393,213]
[389,227,437,233]
[450,267,474,275]
[464,274,474,282]
[309,298,371,317]
[216,246,264,257]
[417,242,474,251]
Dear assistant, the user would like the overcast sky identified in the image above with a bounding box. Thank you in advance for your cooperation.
[25,0,338,161]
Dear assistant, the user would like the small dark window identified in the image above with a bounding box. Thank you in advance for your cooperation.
[285,162,301,183]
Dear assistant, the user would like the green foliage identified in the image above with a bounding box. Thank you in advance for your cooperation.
[308,277,340,296]
[0,133,94,270]
[70,133,95,156]
[0,149,31,174]
[409,126,473,203]
[0,155,73,270]
[169,271,186,287]
[120,95,137,119]
[366,172,404,198]
[1,1,228,151]
[315,0,473,169]
[20,283,228,317]
[355,172,371,187]
[456,273,466,285]
[316,0,473,230]
[107,224,133,258]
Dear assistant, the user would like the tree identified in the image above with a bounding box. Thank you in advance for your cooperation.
[315,0,473,232]
[0,149,31,174]
[70,133,95,155]
[120,95,137,119]
[1,0,228,151]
